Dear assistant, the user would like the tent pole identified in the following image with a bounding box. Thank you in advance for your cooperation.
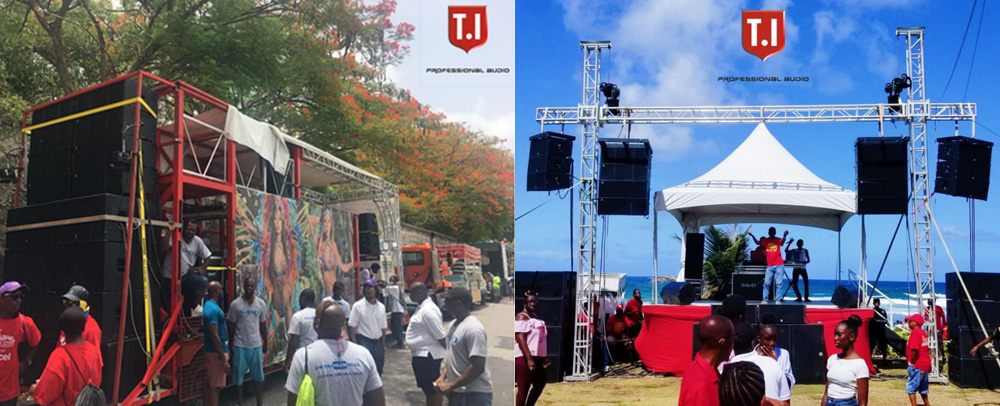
[653,208,658,304]
[837,230,842,284]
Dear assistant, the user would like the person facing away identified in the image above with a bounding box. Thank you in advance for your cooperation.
[435,287,493,406]
[679,314,734,406]
[748,227,788,303]
[715,294,747,374]
[719,361,779,406]
[0,281,41,406]
[731,322,790,405]
[349,284,388,376]
[785,239,811,302]
[286,289,318,371]
[285,299,386,406]
[202,281,229,406]
[385,275,407,349]
[227,275,269,406]
[823,315,869,406]
[57,285,102,367]
[31,307,102,406]
[755,314,795,402]
[406,282,447,406]
[904,314,931,406]
[515,291,548,406]
[869,298,890,362]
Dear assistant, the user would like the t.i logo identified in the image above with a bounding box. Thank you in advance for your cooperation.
[742,10,785,61]
[449,6,488,53]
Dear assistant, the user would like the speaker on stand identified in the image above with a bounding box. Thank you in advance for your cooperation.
[856,137,909,215]
[597,138,652,216]
[684,233,705,295]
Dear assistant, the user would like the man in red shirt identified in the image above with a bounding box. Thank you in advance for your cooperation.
[58,286,102,367]
[605,304,631,340]
[624,290,644,337]
[904,314,931,406]
[923,299,947,360]
[0,281,41,406]
[32,307,103,406]
[680,314,734,406]
[748,227,788,303]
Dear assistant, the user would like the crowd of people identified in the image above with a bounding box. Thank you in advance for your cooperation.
[0,262,497,405]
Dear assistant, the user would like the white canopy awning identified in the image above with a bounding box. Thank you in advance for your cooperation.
[654,123,856,232]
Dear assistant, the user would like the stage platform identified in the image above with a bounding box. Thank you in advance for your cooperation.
[684,299,842,309]
[633,303,876,379]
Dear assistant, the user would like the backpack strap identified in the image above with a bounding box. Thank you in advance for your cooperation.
[304,345,309,377]
[63,347,90,405]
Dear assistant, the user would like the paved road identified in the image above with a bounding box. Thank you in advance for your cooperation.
[201,298,514,405]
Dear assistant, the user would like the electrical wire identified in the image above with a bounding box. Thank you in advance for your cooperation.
[939,0,980,99]
[975,121,1000,139]
[963,0,987,102]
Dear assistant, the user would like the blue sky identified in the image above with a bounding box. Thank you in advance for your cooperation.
[514,0,1000,282]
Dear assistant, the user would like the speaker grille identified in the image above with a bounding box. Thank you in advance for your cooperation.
[597,138,652,216]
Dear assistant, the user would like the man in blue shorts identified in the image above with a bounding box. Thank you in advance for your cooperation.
[227,275,268,406]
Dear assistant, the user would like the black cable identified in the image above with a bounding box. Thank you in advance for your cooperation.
[515,198,554,221]
[940,0,980,99]
[975,121,1000,139]
[570,190,574,274]
[963,0,987,101]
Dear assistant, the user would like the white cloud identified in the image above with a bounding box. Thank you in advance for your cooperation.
[438,98,516,150]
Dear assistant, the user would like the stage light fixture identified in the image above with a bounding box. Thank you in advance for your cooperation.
[599,82,621,115]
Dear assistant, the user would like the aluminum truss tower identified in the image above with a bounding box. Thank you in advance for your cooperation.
[538,28,971,381]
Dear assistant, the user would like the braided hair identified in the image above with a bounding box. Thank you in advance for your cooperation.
[720,361,766,406]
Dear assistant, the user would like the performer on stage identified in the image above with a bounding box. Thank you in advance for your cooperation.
[748,227,788,304]
[785,239,811,302]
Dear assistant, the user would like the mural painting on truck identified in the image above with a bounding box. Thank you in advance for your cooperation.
[234,187,356,365]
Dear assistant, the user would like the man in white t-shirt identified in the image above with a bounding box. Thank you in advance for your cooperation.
[286,299,385,406]
[385,275,406,349]
[285,289,318,371]
[406,282,447,406]
[227,275,269,406]
[160,219,212,279]
[435,288,493,406]
[730,322,789,405]
[323,281,352,320]
[349,284,388,376]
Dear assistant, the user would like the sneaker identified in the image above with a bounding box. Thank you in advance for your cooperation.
[603,366,612,373]
[761,300,769,304]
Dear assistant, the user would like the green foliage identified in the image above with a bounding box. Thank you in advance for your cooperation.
[701,225,750,300]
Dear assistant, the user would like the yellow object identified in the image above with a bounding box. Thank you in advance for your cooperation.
[21,96,156,133]
[296,349,316,406]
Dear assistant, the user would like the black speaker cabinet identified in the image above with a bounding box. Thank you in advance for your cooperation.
[732,273,764,301]
[949,355,1000,389]
[758,304,806,324]
[856,137,909,214]
[831,284,860,308]
[597,138,652,216]
[357,213,380,256]
[936,136,992,200]
[946,272,1000,301]
[515,271,576,298]
[660,281,696,305]
[711,303,759,325]
[684,233,705,281]
[790,324,827,384]
[527,132,575,191]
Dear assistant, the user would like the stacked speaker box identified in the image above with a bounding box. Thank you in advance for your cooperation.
[684,233,705,281]
[856,137,909,215]
[692,319,825,384]
[514,271,576,382]
[946,272,1000,388]
[936,136,992,200]
[527,132,575,191]
[732,273,765,302]
[597,138,652,216]
[358,213,380,256]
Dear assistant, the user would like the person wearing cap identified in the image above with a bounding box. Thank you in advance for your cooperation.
[0,281,41,406]
[30,307,102,406]
[59,285,103,367]
[605,304,631,342]
[349,284,388,376]
[435,287,493,405]
[904,314,931,406]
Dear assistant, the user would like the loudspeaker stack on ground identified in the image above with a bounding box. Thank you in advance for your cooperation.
[5,78,161,401]
[946,272,1000,389]
[514,271,576,383]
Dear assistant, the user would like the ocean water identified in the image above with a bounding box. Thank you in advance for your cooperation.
[624,276,946,324]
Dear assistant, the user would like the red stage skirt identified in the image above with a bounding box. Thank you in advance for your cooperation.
[634,305,876,377]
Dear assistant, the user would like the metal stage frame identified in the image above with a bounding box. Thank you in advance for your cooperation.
[16,71,401,404]
[537,28,974,382]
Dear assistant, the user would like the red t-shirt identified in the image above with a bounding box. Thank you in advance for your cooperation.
[0,314,42,402]
[59,316,102,367]
[606,314,631,337]
[33,342,103,406]
[924,306,946,331]
[760,237,785,266]
[679,353,720,406]
[625,299,643,325]
[907,328,932,372]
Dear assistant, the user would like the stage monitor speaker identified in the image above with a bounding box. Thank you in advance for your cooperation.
[856,137,909,215]
[527,132,575,191]
[831,284,860,308]
[946,272,1000,301]
[936,136,992,200]
[732,273,765,302]
[684,233,705,281]
[949,355,1000,389]
[515,271,576,298]
[660,281,696,305]
[597,138,652,216]
[758,304,806,324]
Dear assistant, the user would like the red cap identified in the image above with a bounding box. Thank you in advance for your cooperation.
[616,304,624,311]
[905,314,925,325]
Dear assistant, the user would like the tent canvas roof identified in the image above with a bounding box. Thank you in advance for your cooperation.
[654,123,856,231]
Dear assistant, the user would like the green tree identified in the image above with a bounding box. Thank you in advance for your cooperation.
[701,225,750,300]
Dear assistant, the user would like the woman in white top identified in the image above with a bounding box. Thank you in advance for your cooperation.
[823,315,869,406]
[515,291,548,406]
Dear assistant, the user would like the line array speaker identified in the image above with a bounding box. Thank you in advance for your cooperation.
[527,132,575,191]
[856,137,909,215]
[946,272,1000,301]
[357,213,380,256]
[597,138,652,216]
[935,136,992,200]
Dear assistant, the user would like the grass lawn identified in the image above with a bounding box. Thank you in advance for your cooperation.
[535,365,1000,406]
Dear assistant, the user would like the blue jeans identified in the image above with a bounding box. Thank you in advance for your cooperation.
[907,365,929,394]
[448,392,492,406]
[763,265,785,301]
[826,397,858,406]
[594,335,611,369]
